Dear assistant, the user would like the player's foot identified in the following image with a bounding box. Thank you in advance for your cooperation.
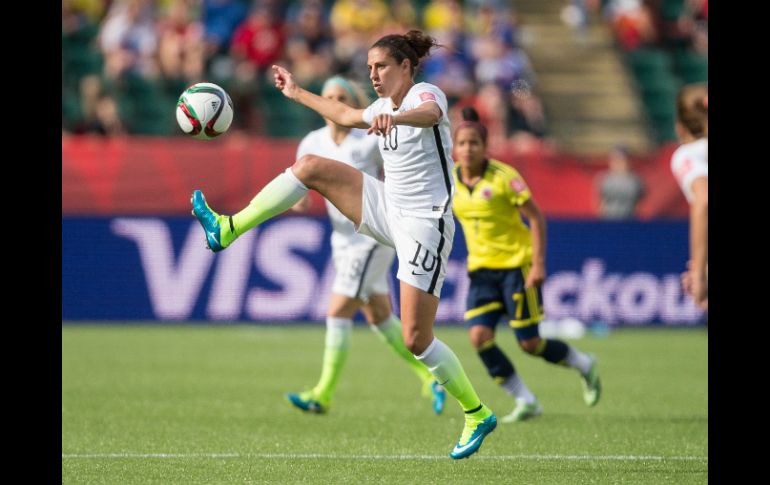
[430,381,446,415]
[501,399,543,423]
[449,405,497,459]
[191,190,228,252]
[285,391,328,414]
[582,354,601,407]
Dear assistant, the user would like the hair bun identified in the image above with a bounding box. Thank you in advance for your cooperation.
[461,106,480,122]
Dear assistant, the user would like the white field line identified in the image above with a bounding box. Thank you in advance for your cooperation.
[62,452,707,462]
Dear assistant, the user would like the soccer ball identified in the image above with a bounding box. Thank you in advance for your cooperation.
[176,83,234,140]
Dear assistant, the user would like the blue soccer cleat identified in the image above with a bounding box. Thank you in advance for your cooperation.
[285,391,327,414]
[450,406,497,459]
[191,190,226,252]
[431,381,446,415]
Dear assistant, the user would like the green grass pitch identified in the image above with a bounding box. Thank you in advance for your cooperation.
[62,324,707,484]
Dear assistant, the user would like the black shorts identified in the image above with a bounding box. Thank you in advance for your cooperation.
[464,266,545,341]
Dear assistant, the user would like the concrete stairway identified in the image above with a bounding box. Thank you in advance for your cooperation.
[513,0,652,155]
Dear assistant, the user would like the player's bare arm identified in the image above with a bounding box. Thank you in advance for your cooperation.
[689,176,708,308]
[272,65,369,129]
[519,199,547,289]
[368,101,442,136]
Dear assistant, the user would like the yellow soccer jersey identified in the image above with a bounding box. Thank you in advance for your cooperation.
[452,159,533,271]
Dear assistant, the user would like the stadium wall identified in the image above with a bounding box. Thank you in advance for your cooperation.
[62,136,689,219]
[62,216,705,326]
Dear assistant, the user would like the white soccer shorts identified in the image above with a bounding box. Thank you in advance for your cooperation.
[356,173,455,297]
[331,240,394,300]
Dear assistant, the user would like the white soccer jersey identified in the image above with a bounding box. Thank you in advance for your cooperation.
[670,138,708,203]
[296,126,383,245]
[362,82,455,218]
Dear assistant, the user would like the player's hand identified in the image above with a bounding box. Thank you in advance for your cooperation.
[367,114,395,136]
[525,263,546,289]
[691,271,708,310]
[272,65,299,100]
[681,261,708,311]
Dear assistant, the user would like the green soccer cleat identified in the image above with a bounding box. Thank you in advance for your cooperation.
[501,399,543,423]
[450,405,497,459]
[191,190,228,252]
[285,391,328,414]
[582,354,601,407]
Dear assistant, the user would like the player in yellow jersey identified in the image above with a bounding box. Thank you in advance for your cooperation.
[452,107,601,423]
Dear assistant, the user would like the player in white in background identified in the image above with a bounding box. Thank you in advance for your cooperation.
[285,75,445,415]
[670,83,707,310]
[191,30,496,459]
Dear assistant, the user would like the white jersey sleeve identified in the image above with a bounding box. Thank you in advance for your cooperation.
[670,139,708,203]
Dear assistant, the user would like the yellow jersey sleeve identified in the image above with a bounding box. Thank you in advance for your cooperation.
[504,167,532,207]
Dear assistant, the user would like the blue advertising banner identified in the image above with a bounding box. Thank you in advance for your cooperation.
[62,216,705,326]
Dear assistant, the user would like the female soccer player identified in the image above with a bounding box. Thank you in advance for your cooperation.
[191,30,496,459]
[284,75,445,415]
[452,107,601,423]
[670,83,707,310]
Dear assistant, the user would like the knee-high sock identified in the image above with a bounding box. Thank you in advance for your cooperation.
[225,167,308,246]
[535,338,592,375]
[370,314,434,386]
[416,337,483,412]
[313,317,352,403]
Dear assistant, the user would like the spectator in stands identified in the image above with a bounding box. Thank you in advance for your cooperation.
[506,82,548,155]
[74,74,126,136]
[603,0,657,51]
[201,0,249,58]
[98,0,159,80]
[285,0,335,84]
[329,0,391,81]
[156,0,205,86]
[422,0,464,34]
[230,1,288,76]
[596,145,645,219]
[420,30,475,103]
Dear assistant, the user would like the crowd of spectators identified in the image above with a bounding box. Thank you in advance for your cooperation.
[62,0,549,154]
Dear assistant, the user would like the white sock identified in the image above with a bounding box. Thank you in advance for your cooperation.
[565,346,592,375]
[501,374,536,404]
[325,316,352,349]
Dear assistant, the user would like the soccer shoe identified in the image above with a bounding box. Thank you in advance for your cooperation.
[430,381,446,415]
[191,190,227,252]
[285,391,327,414]
[581,354,601,407]
[501,399,543,423]
[449,406,497,459]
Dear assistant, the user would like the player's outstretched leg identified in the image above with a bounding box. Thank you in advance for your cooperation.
[191,167,309,252]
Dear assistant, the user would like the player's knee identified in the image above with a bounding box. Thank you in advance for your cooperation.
[368,306,391,326]
[468,326,495,349]
[519,338,541,355]
[292,154,321,183]
[402,329,428,355]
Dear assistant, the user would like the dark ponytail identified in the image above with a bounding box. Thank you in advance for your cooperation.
[371,30,440,75]
[455,106,488,145]
[676,83,708,138]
